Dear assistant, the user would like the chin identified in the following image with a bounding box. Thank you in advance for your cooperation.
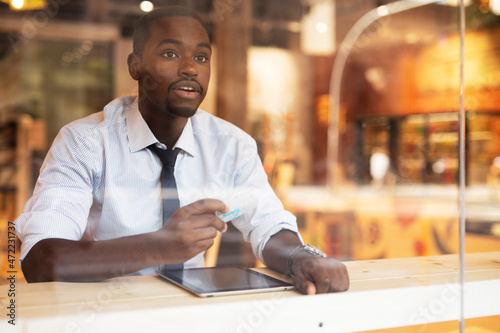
[168,105,198,118]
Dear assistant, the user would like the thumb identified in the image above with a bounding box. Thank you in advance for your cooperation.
[305,281,316,295]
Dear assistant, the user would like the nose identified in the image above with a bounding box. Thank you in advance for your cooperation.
[179,57,198,78]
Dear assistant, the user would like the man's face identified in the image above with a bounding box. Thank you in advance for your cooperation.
[135,16,211,118]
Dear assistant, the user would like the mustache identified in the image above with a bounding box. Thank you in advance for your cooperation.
[168,78,203,95]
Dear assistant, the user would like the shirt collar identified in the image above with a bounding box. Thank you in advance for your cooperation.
[126,97,196,156]
[174,117,196,156]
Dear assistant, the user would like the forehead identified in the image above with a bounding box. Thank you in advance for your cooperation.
[147,16,210,46]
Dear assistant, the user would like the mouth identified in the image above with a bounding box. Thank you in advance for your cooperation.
[178,86,197,92]
[170,80,202,100]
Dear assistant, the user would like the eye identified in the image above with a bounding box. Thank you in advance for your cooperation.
[195,55,209,63]
[162,51,178,58]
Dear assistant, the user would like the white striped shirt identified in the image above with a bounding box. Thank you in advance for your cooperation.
[15,96,299,275]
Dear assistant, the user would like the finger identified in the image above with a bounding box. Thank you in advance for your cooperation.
[192,238,216,252]
[176,238,216,260]
[315,260,350,293]
[293,270,314,295]
[320,259,349,292]
[302,261,330,294]
[333,263,350,292]
[314,275,332,294]
[190,225,220,242]
[173,227,217,249]
[172,207,227,232]
[193,213,227,233]
[306,281,316,295]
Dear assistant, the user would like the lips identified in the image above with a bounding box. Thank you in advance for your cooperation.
[170,79,202,99]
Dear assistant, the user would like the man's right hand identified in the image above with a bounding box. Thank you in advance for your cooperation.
[155,198,229,264]
[21,199,229,282]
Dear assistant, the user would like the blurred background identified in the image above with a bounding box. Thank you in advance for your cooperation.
[0,0,500,331]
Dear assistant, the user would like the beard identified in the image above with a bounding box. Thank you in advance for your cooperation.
[166,100,198,118]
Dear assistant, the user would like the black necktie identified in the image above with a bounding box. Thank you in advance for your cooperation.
[148,144,183,270]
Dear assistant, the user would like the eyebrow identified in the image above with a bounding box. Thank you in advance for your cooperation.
[158,38,212,53]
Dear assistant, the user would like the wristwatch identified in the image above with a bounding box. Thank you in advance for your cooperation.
[287,244,326,276]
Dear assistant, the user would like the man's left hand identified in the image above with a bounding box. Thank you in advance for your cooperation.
[290,254,349,295]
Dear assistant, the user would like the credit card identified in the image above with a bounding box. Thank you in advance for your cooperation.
[215,187,259,222]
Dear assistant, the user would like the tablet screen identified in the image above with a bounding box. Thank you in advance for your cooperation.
[156,266,294,297]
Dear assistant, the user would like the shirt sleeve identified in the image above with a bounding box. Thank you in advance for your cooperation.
[230,138,302,265]
[14,124,97,264]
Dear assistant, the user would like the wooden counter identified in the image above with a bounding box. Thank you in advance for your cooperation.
[1,252,499,332]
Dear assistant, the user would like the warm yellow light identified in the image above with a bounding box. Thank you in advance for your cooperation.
[11,0,23,9]
[300,1,335,55]
[440,0,472,6]
[10,0,45,10]
[491,0,500,15]
[248,47,299,116]
[140,1,154,13]
[492,223,500,237]
[315,21,328,34]
[376,5,389,17]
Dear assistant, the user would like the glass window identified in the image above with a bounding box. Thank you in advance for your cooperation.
[0,1,499,331]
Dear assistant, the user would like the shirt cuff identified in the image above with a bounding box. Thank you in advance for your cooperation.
[255,223,303,266]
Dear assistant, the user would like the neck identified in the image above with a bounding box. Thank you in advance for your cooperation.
[139,105,188,150]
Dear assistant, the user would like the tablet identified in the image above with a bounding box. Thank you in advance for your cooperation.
[156,266,295,297]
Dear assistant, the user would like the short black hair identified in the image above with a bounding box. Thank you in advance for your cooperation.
[132,6,208,57]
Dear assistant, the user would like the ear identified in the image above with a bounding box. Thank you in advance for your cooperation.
[127,53,141,81]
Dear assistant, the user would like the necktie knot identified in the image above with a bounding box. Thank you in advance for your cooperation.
[148,144,180,167]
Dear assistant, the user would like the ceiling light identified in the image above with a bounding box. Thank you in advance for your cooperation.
[315,21,328,34]
[301,0,335,55]
[140,1,154,13]
[491,0,500,15]
[9,0,46,10]
[11,0,24,9]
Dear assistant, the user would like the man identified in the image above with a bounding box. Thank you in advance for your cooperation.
[15,6,349,294]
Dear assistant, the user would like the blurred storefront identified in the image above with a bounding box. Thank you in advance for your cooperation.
[0,0,499,331]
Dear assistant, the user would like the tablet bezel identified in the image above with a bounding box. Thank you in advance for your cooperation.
[156,265,295,297]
